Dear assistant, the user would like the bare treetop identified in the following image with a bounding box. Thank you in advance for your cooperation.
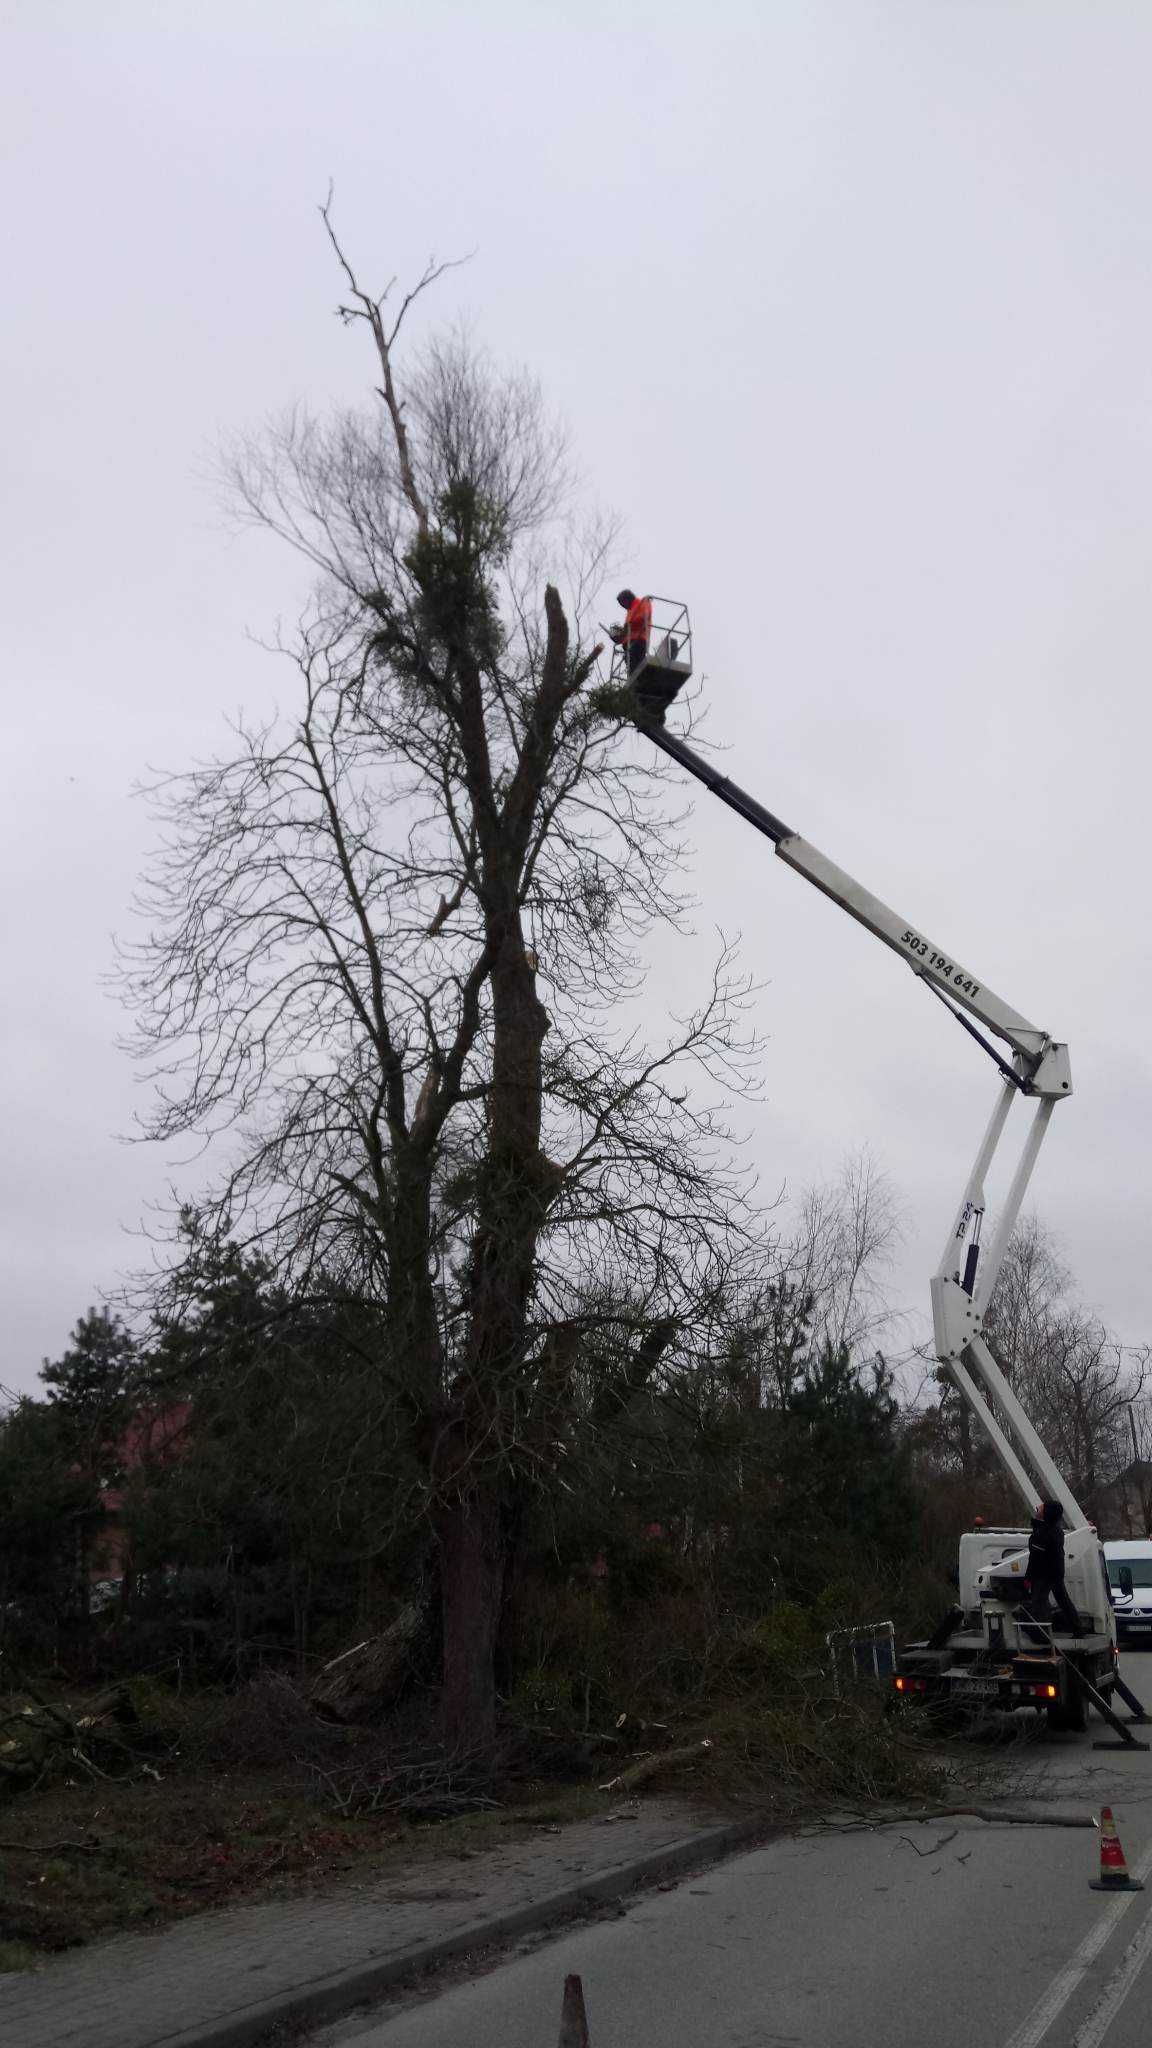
[319,189,475,538]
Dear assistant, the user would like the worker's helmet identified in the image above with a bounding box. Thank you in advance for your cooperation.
[616,588,636,608]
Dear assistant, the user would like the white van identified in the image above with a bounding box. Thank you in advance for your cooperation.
[1103,1540,1152,1644]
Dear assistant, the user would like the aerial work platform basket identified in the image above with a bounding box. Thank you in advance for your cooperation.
[606,595,693,692]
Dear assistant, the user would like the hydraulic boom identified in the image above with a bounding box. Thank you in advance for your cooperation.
[639,719,1079,1529]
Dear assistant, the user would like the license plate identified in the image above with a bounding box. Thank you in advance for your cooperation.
[1126,1624,1152,1633]
[955,1677,999,1696]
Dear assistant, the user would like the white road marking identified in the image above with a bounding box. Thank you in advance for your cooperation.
[1072,1904,1152,2047]
[1000,1840,1152,2048]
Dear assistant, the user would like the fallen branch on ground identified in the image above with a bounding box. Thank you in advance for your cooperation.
[0,1838,107,1855]
[0,1680,143,1789]
[812,1805,1093,1832]
[898,1828,958,1856]
[598,1739,712,1795]
[305,1743,502,1820]
[515,1724,621,1748]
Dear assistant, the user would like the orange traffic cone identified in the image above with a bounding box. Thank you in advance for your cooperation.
[558,1972,591,2047]
[1089,1807,1145,1892]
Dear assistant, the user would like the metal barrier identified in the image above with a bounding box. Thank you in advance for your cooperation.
[825,1620,896,1695]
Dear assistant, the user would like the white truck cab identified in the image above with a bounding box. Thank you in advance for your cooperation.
[1104,1540,1152,1645]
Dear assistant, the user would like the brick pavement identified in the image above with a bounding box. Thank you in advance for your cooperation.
[0,1800,766,2048]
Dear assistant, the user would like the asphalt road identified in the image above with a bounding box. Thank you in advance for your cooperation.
[316,1658,1152,2048]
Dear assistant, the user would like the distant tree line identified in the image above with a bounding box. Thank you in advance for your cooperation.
[3,1193,1144,1721]
[910,1214,1149,1541]
[0,1165,919,1682]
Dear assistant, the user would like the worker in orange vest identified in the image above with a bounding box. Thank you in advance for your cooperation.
[613,589,653,676]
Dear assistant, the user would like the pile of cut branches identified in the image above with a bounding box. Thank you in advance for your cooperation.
[306,1742,502,1820]
[0,1677,144,1792]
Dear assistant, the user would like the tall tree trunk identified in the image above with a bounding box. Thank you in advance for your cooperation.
[437,1494,506,1748]
[435,885,554,1742]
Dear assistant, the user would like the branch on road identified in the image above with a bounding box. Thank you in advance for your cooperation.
[899,1827,959,1856]
[810,1805,1094,1832]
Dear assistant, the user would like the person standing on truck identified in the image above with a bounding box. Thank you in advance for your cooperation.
[1024,1499,1087,1639]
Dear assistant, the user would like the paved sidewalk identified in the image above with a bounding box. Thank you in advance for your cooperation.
[0,1800,768,2048]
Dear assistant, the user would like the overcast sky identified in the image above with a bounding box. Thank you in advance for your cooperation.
[4,0,1152,1394]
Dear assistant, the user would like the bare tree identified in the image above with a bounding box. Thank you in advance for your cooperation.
[784,1149,905,1361]
[696,1150,904,1417]
[983,1215,1145,1525]
[119,215,761,1743]
[982,1214,1069,1392]
[1118,1391,1152,1536]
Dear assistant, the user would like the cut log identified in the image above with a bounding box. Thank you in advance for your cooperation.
[309,1605,422,1723]
[598,1738,712,1795]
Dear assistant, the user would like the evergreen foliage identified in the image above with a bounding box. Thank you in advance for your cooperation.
[39,1307,139,1477]
[0,1399,99,1649]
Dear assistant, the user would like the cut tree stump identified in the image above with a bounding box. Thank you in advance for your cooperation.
[309,1605,422,1723]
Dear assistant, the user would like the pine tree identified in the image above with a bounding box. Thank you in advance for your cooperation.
[39,1306,139,1478]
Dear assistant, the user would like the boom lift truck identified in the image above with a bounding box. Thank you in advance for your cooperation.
[619,632,1146,1740]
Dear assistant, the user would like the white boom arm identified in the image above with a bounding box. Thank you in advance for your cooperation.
[642,723,1083,1529]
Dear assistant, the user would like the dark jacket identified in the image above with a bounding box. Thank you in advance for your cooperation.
[1026,1511,1066,1589]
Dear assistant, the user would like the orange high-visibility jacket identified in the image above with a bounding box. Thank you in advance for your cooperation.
[625,595,653,645]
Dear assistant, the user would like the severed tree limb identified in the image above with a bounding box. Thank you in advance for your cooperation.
[0,1838,107,1855]
[598,1739,712,1795]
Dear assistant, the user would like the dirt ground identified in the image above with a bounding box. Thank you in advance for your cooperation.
[0,1762,613,1969]
[0,1673,629,1970]
[0,1663,948,1971]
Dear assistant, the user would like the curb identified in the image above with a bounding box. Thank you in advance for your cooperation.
[152,1811,774,2048]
